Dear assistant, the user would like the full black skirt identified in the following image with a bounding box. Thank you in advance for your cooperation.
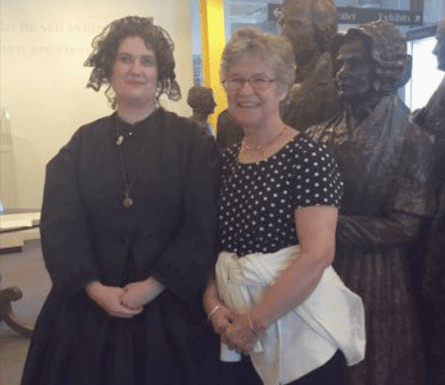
[21,289,208,385]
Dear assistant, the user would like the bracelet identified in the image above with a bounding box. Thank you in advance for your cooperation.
[207,304,223,320]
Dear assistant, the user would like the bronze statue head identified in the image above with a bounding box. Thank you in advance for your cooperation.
[335,33,373,103]
[187,85,216,118]
[333,19,408,104]
[279,0,338,66]
[433,17,445,71]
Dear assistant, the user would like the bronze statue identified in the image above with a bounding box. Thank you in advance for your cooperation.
[215,109,244,149]
[412,16,445,385]
[187,85,216,137]
[278,0,341,132]
[307,20,435,385]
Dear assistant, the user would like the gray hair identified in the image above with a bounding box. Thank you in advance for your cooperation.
[220,28,296,94]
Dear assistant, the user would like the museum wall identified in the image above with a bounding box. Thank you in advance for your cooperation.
[424,0,445,23]
[1,0,195,210]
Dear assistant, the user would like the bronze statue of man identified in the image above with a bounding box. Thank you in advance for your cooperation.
[278,0,341,132]
[187,85,216,137]
[308,20,435,385]
[412,16,445,385]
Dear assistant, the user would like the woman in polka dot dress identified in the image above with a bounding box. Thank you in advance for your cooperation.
[203,28,365,385]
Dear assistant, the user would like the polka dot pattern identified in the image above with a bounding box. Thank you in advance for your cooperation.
[219,134,343,257]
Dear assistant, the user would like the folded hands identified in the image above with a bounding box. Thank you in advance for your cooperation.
[85,278,165,318]
[208,304,261,352]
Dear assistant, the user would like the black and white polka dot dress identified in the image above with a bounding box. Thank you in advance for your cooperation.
[219,134,343,257]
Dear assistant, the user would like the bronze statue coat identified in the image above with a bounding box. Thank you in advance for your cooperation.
[308,94,435,385]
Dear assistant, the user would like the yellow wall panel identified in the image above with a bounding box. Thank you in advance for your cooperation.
[199,0,227,131]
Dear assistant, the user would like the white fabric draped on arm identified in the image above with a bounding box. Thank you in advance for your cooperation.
[215,245,366,385]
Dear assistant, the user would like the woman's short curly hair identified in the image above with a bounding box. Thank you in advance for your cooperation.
[84,16,181,107]
[220,27,296,95]
[334,19,409,94]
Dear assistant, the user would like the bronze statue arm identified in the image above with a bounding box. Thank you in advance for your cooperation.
[336,211,427,249]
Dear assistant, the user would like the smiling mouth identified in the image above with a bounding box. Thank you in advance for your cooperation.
[238,102,260,107]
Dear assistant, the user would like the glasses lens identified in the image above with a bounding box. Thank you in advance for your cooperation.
[228,78,243,90]
[224,78,274,90]
[251,78,271,90]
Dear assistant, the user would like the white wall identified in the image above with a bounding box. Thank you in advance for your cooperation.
[1,0,195,210]
[424,0,445,23]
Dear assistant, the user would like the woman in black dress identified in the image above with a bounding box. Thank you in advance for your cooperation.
[203,28,365,385]
[21,16,219,385]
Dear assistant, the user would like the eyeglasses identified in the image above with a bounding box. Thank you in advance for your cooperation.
[222,77,278,91]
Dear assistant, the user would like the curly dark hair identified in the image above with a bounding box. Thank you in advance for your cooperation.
[84,16,181,107]
[333,19,408,94]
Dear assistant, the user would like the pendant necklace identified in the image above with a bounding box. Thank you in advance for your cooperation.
[115,116,151,209]
[242,125,288,153]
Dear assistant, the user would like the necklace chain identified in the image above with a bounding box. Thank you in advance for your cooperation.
[242,125,288,152]
[115,116,151,208]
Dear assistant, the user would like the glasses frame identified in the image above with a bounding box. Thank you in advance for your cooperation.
[222,76,279,91]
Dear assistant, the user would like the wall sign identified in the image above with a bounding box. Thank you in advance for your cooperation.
[268,4,281,23]
[406,25,437,41]
[269,3,423,27]
[337,7,422,26]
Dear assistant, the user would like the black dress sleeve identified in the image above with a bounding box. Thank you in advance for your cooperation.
[150,128,221,304]
[40,128,100,299]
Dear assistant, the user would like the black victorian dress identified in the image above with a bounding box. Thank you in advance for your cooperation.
[21,108,220,385]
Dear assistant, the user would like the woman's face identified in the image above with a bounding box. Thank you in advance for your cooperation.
[111,36,158,108]
[225,54,285,130]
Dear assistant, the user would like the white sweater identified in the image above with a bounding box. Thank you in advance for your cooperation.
[215,245,366,385]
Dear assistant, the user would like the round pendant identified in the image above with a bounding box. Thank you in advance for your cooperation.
[123,195,133,208]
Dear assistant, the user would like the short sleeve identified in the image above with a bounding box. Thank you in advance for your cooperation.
[292,136,343,209]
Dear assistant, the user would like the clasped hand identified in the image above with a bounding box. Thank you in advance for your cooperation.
[209,305,260,352]
[86,279,164,318]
